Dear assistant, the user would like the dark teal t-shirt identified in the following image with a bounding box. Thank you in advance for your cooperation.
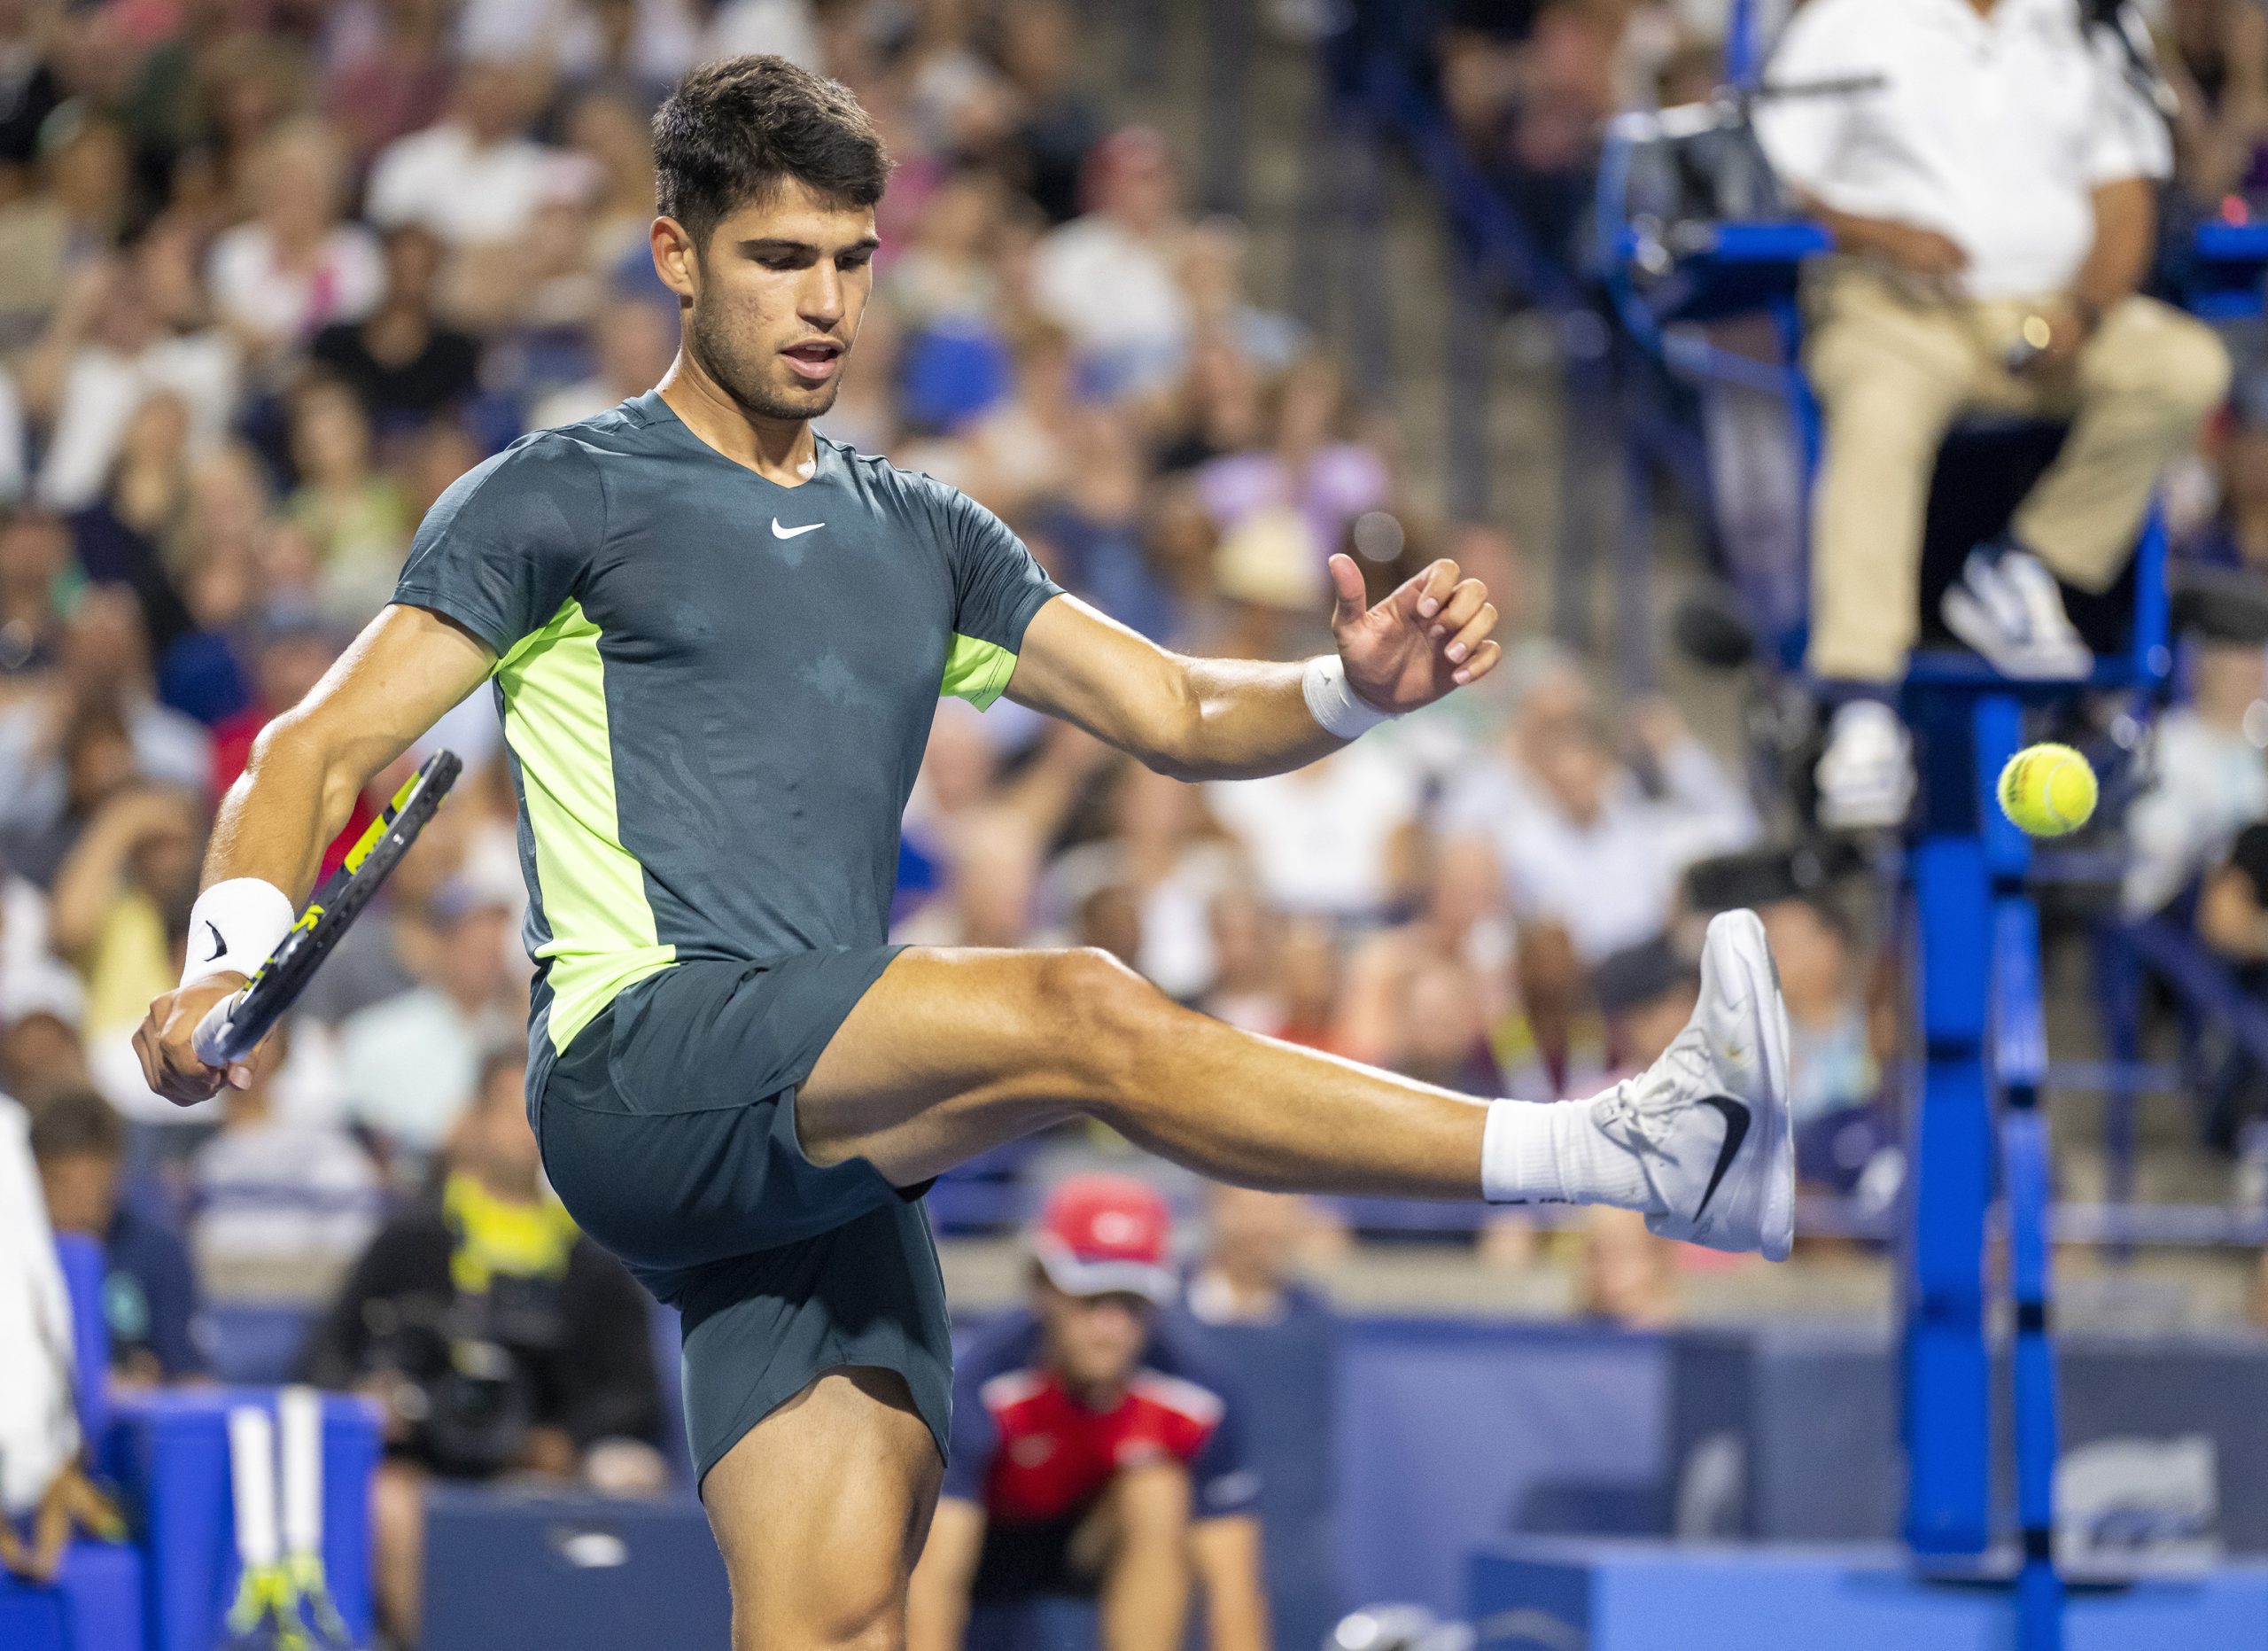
[392,390,1062,1063]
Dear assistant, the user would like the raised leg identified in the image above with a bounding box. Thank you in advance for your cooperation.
[797,946,1490,1196]
[797,915,1795,1265]
[703,1367,942,1651]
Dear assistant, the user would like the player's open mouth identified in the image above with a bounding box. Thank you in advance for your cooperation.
[782,340,843,382]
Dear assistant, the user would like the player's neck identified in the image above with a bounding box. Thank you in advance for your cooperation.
[656,357,818,487]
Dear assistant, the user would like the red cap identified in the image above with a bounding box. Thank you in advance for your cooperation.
[1030,1173,1177,1304]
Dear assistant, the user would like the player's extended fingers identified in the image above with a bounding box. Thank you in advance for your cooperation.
[1427,579,1489,640]
[1453,638,1503,687]
[1403,558,1462,620]
[1325,553,1370,627]
[1441,603,1498,666]
[151,1019,222,1106]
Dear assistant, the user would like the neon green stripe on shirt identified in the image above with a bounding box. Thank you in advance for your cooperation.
[497,597,676,1050]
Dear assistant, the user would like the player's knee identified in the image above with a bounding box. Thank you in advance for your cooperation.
[730,1584,905,1651]
[1034,946,1176,1102]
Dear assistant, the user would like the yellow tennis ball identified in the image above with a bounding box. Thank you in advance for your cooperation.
[1997,743,2097,837]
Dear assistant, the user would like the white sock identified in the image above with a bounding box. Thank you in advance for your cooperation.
[1480,1094,1658,1211]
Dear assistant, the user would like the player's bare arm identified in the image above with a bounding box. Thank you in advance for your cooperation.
[132,604,495,1106]
[1005,552,1501,781]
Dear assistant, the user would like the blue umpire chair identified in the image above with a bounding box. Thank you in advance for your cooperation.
[1588,40,2268,1651]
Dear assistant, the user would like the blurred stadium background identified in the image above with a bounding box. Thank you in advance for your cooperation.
[6,0,2268,1646]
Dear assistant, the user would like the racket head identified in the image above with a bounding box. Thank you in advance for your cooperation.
[198,751,462,1065]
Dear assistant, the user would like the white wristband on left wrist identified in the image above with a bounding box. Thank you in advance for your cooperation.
[1302,654,1397,741]
[181,878,296,990]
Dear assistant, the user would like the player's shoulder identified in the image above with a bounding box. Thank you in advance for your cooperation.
[819,435,987,525]
[441,404,669,516]
[449,423,612,501]
[525,394,681,462]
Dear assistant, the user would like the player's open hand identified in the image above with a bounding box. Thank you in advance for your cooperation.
[1330,553,1502,713]
[132,977,250,1106]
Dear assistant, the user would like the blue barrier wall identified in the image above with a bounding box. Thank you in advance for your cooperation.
[1333,1320,1669,1613]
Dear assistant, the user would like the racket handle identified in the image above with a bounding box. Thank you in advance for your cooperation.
[191,993,245,1069]
[280,1385,324,1558]
[228,1406,281,1569]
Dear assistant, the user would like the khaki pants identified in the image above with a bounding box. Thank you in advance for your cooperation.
[1803,262,2230,684]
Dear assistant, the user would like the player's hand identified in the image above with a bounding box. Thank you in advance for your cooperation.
[1330,553,1502,713]
[132,977,251,1106]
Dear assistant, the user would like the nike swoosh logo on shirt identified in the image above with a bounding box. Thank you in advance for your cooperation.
[772,518,824,540]
[1691,1094,1751,1222]
[204,920,226,962]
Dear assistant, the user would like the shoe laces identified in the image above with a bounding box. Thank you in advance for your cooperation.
[1597,1024,1713,1155]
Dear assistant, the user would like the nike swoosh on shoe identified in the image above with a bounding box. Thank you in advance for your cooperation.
[1690,1093,1751,1221]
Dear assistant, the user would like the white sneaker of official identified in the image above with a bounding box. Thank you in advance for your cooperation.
[1815,698,1915,831]
[1941,547,2095,680]
[1600,910,1796,1261]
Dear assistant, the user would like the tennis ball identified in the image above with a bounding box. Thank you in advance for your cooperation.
[1997,743,2097,837]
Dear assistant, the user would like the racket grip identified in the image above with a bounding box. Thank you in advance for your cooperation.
[228,1406,282,1569]
[191,993,244,1068]
[280,1385,324,1557]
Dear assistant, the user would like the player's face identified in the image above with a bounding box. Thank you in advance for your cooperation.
[675,180,878,424]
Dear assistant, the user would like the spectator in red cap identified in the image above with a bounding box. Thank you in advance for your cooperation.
[908,1172,1269,1651]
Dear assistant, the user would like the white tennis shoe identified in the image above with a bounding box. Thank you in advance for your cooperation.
[1942,547,2093,680]
[1598,909,1795,1261]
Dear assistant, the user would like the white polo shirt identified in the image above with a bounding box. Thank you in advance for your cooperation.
[1752,0,2171,299]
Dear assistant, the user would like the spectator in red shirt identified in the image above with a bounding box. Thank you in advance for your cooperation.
[909,1174,1268,1651]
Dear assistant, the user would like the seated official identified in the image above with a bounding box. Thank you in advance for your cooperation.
[299,1049,665,1646]
[908,1174,1269,1651]
[1754,0,2231,828]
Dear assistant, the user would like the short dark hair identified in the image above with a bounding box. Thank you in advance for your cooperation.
[28,1086,125,1164]
[653,55,890,251]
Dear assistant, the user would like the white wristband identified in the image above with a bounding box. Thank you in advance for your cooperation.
[1302,654,1396,741]
[181,878,296,990]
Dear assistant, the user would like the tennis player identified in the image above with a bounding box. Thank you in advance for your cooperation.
[136,56,1796,1650]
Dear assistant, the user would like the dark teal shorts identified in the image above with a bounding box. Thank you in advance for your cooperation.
[532,949,952,1488]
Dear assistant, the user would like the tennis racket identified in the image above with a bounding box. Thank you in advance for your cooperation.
[223,1405,304,1651]
[193,750,462,1068]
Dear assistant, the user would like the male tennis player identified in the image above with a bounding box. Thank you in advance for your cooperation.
[136,56,1796,1650]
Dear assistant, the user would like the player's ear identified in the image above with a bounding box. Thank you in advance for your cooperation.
[649,216,700,303]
